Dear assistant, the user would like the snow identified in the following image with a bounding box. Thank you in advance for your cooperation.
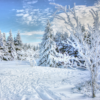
[0,61,100,100]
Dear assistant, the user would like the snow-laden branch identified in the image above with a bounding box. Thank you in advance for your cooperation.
[50,2,100,98]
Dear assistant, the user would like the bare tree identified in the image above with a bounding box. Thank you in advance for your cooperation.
[50,3,100,98]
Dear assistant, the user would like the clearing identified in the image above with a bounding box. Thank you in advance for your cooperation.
[0,61,100,100]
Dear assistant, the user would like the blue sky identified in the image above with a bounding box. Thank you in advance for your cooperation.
[0,0,98,44]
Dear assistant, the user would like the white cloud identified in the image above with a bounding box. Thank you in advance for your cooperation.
[12,9,16,11]
[27,0,38,4]
[16,8,52,25]
[15,0,53,25]
[27,16,32,21]
[21,31,44,35]
[48,0,55,2]
[23,14,29,17]
[17,10,24,13]
[33,9,39,11]
[16,13,24,16]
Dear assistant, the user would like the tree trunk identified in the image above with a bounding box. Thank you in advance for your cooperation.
[92,81,96,98]
[91,64,96,98]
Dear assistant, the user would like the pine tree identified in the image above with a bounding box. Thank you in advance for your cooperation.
[3,33,6,46]
[14,31,23,50]
[23,43,28,51]
[0,31,4,60]
[14,31,23,60]
[38,20,58,67]
[2,33,11,61]
[33,46,36,51]
[0,31,4,48]
[7,30,17,60]
[3,33,9,52]
[27,44,31,49]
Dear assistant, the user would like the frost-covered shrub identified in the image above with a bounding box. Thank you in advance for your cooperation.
[73,80,100,97]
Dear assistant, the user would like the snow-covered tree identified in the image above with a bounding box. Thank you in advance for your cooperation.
[33,45,36,51]
[27,44,31,49]
[0,31,4,48]
[33,45,39,51]
[55,32,78,57]
[14,31,23,60]
[7,30,17,60]
[14,31,22,49]
[23,43,28,51]
[51,3,100,98]
[3,33,7,46]
[0,31,11,61]
[3,33,8,52]
[2,33,11,61]
[38,20,58,67]
[0,31,4,60]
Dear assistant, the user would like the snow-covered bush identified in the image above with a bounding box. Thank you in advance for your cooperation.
[73,80,100,97]
[18,48,37,67]
[26,49,37,67]
[55,32,78,57]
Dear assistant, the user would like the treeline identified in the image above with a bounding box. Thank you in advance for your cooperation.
[0,30,39,61]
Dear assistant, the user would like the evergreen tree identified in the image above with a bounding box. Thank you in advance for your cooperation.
[0,31,4,60]
[7,30,17,60]
[3,33,9,52]
[14,31,23,50]
[33,46,36,51]
[38,20,58,67]
[23,43,28,51]
[0,31,9,61]
[14,31,23,60]
[2,33,11,61]
[0,31,4,48]
[27,44,31,49]
[3,33,6,46]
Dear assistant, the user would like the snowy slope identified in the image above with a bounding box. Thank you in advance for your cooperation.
[0,61,100,100]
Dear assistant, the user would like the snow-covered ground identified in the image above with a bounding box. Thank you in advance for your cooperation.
[0,61,100,100]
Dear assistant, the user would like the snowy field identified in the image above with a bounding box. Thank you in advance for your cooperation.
[0,61,100,100]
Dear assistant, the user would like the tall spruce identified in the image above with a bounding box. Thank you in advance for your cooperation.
[38,20,58,67]
[7,30,17,60]
[0,31,3,48]
[14,31,23,60]
[0,31,4,60]
[3,33,6,46]
[14,31,22,48]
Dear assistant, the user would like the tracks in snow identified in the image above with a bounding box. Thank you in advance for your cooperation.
[0,61,90,100]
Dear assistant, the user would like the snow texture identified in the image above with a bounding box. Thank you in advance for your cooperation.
[0,61,100,100]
